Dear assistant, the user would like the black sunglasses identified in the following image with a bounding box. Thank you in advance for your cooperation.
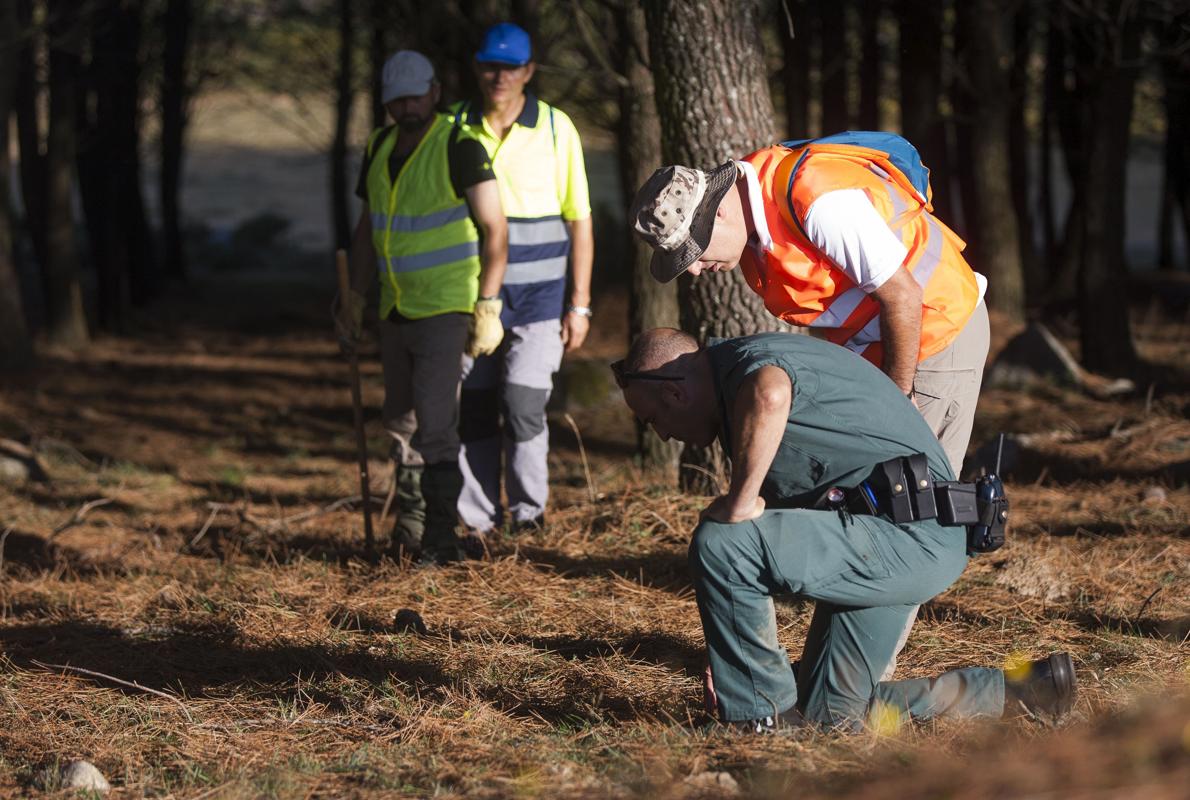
[610,359,686,389]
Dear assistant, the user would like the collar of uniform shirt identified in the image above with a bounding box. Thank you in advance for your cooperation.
[734,160,773,255]
[464,91,541,130]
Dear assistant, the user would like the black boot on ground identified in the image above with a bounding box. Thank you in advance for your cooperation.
[418,461,465,565]
[1003,652,1077,721]
[389,463,425,559]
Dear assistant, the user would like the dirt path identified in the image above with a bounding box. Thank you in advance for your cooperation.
[0,274,1186,797]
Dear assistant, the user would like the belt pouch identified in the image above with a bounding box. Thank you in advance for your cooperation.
[904,453,937,520]
[934,481,979,525]
[871,457,914,523]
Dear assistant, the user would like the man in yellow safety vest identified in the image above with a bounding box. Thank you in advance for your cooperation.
[335,50,508,565]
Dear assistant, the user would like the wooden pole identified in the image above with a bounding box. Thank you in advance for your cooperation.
[335,249,375,553]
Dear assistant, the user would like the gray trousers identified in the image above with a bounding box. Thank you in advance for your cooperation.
[691,509,1004,728]
[379,313,469,466]
[458,318,564,531]
[885,300,991,680]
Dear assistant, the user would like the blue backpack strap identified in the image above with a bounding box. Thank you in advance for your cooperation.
[780,130,932,202]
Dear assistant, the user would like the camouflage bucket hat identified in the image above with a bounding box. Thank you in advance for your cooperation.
[629,161,738,283]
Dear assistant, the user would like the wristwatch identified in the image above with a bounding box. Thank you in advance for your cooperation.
[566,305,593,318]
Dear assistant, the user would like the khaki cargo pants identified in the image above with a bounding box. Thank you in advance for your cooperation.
[886,299,990,680]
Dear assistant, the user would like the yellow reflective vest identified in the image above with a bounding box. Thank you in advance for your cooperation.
[365,115,480,320]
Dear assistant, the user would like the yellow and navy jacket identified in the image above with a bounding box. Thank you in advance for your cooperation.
[363,115,483,320]
[451,93,590,327]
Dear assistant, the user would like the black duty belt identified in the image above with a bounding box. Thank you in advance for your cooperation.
[818,453,1009,554]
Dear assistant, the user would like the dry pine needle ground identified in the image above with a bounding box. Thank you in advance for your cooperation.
[0,275,1187,798]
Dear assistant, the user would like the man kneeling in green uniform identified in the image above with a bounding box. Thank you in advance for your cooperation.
[614,329,1076,733]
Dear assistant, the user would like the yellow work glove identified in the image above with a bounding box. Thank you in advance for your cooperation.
[333,287,366,353]
[467,297,504,357]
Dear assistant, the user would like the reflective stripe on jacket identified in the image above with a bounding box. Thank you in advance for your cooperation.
[739,143,981,365]
[365,116,480,319]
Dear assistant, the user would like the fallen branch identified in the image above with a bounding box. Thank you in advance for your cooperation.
[1134,586,1163,629]
[201,494,383,535]
[30,659,194,722]
[189,507,220,548]
[49,497,114,540]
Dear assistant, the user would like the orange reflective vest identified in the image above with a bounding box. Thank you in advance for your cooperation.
[738,143,981,365]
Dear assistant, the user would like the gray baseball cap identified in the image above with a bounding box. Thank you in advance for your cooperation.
[382,50,435,103]
[630,161,738,283]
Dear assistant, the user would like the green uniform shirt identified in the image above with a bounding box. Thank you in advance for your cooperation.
[708,333,954,509]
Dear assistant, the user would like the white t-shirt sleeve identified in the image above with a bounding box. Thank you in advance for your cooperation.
[802,188,909,292]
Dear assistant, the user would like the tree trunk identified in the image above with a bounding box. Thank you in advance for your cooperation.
[858,0,881,130]
[955,0,1024,321]
[819,0,850,133]
[616,1,680,480]
[0,0,33,366]
[79,0,149,331]
[16,0,47,277]
[1073,2,1142,374]
[1008,0,1036,288]
[644,0,786,493]
[111,0,153,306]
[511,0,542,61]
[1049,4,1088,306]
[369,0,387,130]
[780,0,814,138]
[1039,10,1060,279]
[42,0,88,346]
[1159,12,1190,271]
[331,0,352,251]
[75,7,116,329]
[897,0,954,224]
[160,0,192,281]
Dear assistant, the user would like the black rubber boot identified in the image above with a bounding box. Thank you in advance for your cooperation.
[389,463,425,557]
[1003,652,1077,720]
[418,461,464,565]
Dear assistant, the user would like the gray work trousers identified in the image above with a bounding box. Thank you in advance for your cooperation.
[379,312,469,466]
[691,509,1004,728]
[886,299,991,680]
[458,318,564,531]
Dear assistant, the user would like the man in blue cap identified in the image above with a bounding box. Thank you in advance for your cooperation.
[451,22,595,537]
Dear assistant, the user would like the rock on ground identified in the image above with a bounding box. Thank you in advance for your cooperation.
[393,608,428,635]
[60,760,110,793]
[987,323,1133,398]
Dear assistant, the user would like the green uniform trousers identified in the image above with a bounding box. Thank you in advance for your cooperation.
[690,508,1005,728]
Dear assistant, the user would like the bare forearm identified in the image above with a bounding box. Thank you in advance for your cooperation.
[567,216,594,306]
[726,368,791,513]
[872,268,923,394]
[477,224,508,299]
[878,302,921,393]
[348,212,376,297]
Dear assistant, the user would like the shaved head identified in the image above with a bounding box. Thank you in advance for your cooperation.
[625,328,700,375]
[617,328,719,447]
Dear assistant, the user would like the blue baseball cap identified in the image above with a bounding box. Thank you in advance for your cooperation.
[475,22,532,66]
